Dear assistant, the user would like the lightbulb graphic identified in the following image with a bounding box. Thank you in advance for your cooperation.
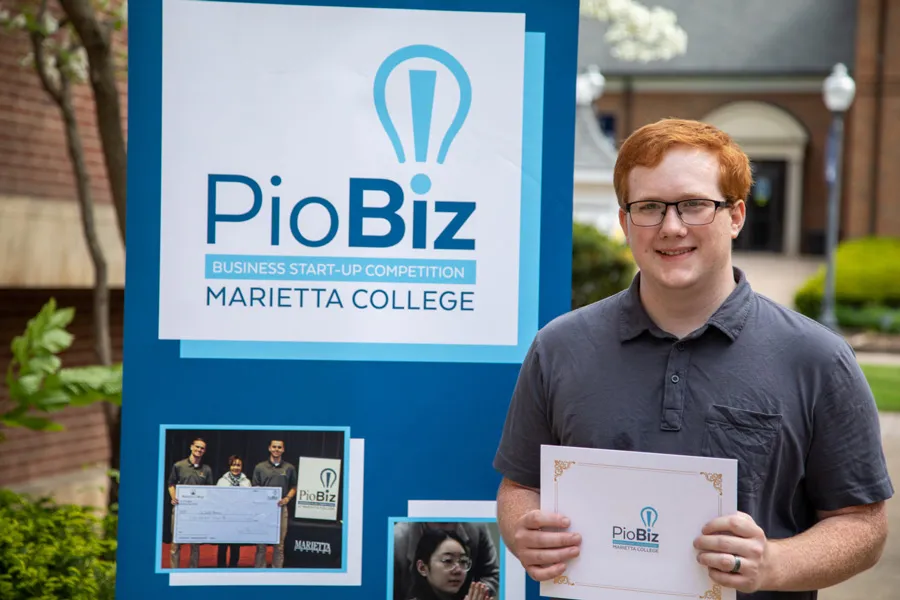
[640,506,658,529]
[373,44,472,196]
[320,468,337,489]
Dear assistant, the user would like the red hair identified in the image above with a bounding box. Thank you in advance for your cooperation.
[613,118,753,207]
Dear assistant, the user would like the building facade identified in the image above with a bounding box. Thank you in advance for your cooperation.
[0,23,125,504]
[575,0,900,255]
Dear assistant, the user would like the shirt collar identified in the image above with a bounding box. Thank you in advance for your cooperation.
[618,267,753,342]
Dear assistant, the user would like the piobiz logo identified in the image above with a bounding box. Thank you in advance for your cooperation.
[612,506,660,553]
[158,4,529,360]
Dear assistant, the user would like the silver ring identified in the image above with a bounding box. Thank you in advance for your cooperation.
[729,555,741,574]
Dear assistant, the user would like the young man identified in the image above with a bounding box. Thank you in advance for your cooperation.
[252,439,297,568]
[493,119,893,598]
[167,437,214,568]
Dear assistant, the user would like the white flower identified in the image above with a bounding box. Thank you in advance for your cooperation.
[10,12,26,29]
[41,12,59,35]
[63,46,89,83]
[581,0,688,63]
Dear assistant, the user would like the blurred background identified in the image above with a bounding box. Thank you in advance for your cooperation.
[0,1,897,598]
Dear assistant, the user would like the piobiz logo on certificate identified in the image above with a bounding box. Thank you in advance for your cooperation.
[611,506,660,553]
[158,3,529,360]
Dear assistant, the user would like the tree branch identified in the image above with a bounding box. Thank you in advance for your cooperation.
[58,0,127,247]
[29,1,63,105]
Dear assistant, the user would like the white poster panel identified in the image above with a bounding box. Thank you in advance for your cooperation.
[295,456,342,521]
[158,0,526,349]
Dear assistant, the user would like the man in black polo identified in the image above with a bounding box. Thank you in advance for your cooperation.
[493,119,892,599]
[167,437,214,568]
[252,439,297,568]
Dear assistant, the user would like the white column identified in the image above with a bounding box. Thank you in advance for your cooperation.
[784,155,804,256]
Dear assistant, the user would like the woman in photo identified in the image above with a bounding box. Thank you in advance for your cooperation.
[216,454,252,568]
[407,528,490,600]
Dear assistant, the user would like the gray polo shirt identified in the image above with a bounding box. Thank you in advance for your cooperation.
[167,458,213,487]
[252,459,298,498]
[494,268,893,599]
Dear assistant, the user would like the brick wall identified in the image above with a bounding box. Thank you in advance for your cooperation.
[0,7,128,490]
[0,10,128,206]
[0,288,124,486]
[846,0,900,238]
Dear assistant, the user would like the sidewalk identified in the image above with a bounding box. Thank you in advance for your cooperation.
[856,352,900,366]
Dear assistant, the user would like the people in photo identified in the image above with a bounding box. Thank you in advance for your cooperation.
[216,454,251,568]
[252,439,297,568]
[166,437,213,568]
[405,528,490,600]
[394,522,499,600]
[493,118,893,599]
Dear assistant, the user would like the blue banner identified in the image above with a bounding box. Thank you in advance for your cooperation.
[119,1,579,598]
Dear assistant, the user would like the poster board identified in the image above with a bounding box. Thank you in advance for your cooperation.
[120,0,579,598]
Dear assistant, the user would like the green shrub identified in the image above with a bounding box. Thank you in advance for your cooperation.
[794,236,900,323]
[0,489,116,600]
[571,222,636,309]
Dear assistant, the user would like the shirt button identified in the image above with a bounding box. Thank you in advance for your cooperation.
[671,374,680,383]
[676,342,685,351]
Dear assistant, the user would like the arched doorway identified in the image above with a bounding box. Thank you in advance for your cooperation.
[702,101,808,256]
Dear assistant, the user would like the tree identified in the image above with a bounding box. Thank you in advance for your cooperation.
[0,0,127,509]
[580,0,688,62]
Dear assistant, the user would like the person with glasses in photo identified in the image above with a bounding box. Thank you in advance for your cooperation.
[394,521,499,600]
[406,528,490,600]
[494,118,892,599]
[166,437,214,568]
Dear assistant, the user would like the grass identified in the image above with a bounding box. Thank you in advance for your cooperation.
[861,364,900,412]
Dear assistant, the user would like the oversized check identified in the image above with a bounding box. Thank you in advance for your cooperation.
[540,445,738,600]
[173,485,283,544]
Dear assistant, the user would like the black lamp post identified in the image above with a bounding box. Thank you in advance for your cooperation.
[820,63,856,331]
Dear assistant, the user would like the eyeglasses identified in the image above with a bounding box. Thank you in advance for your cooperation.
[625,199,729,227]
[436,556,472,571]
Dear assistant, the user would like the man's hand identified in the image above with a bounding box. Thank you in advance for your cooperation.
[693,511,774,594]
[278,497,290,507]
[512,509,582,582]
[171,497,179,505]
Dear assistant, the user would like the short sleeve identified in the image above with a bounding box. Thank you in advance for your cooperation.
[167,463,179,487]
[492,335,558,489]
[289,465,298,489]
[251,464,262,487]
[804,345,895,511]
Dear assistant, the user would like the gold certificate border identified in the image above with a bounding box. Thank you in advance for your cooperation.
[552,460,724,600]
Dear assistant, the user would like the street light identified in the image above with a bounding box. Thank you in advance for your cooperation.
[820,63,856,331]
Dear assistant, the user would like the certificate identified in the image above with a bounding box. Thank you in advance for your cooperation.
[173,485,283,545]
[539,445,738,600]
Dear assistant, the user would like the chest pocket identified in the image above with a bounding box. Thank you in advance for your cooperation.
[701,404,782,496]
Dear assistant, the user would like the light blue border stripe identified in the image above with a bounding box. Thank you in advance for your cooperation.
[179,32,545,364]
[155,424,351,574]
[385,516,507,600]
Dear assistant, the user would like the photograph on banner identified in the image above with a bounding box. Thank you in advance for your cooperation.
[158,425,349,572]
[389,517,505,600]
